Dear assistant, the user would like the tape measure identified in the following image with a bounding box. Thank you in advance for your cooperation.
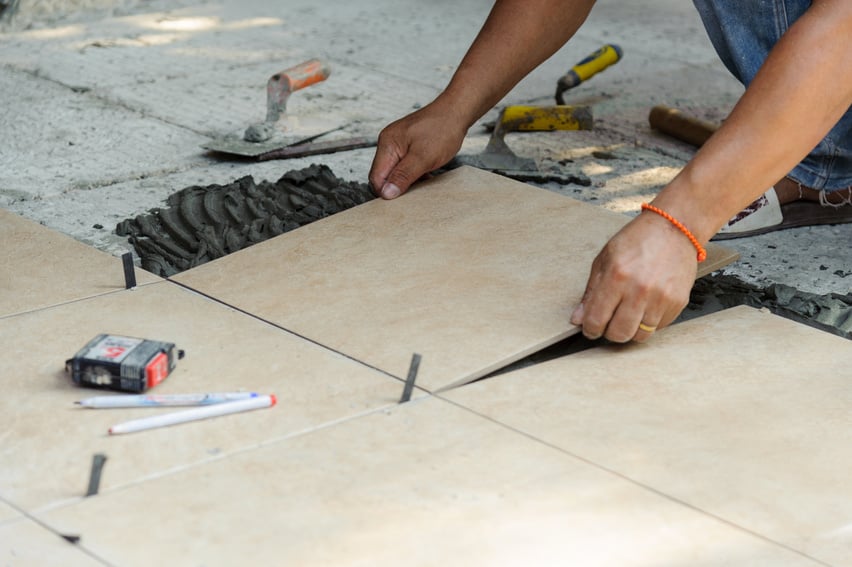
[66,334,183,393]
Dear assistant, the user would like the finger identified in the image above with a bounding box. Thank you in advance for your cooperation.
[602,277,655,343]
[608,279,689,343]
[368,130,405,198]
[630,313,663,343]
[575,255,622,340]
[379,151,433,199]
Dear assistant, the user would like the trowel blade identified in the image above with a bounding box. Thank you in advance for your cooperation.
[203,115,346,157]
[202,134,314,157]
[452,150,538,172]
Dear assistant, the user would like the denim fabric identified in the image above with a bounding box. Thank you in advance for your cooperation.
[693,0,852,190]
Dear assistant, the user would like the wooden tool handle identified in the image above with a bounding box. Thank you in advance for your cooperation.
[649,105,719,147]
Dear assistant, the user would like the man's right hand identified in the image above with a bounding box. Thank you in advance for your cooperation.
[368,100,468,199]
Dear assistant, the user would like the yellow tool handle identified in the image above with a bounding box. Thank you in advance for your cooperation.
[555,44,623,104]
[499,105,594,132]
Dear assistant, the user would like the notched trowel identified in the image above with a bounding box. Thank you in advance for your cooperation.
[202,59,376,161]
[450,105,594,184]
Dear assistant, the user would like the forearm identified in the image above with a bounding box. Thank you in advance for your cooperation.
[652,0,852,243]
[435,0,596,128]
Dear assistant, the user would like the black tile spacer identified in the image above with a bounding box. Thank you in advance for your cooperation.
[399,353,421,404]
[121,252,136,289]
[85,453,108,497]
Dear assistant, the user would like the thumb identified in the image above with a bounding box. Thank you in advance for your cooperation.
[378,152,433,199]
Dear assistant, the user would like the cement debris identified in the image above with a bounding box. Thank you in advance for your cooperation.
[687,274,852,340]
[116,164,374,277]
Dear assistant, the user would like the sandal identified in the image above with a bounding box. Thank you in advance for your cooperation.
[713,187,852,240]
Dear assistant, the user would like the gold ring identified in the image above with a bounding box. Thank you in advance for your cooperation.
[638,322,657,333]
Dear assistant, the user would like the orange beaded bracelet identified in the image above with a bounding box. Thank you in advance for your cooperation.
[640,203,707,262]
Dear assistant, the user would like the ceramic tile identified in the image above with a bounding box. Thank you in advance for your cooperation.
[444,306,852,565]
[0,208,160,318]
[174,167,737,392]
[0,501,18,524]
[0,516,102,566]
[0,281,406,513]
[39,397,817,567]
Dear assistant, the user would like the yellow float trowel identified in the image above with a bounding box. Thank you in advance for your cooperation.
[451,104,594,183]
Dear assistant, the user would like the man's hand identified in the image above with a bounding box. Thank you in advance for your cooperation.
[369,101,467,199]
[571,212,699,342]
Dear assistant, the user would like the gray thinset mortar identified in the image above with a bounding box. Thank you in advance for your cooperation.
[116,164,374,277]
[686,274,852,340]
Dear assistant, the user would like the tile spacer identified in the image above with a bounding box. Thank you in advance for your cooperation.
[399,353,421,404]
[121,252,136,289]
[85,453,108,497]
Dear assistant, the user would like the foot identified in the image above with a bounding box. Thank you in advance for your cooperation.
[775,177,852,206]
[713,177,852,240]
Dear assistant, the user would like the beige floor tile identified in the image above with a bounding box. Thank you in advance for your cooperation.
[0,208,160,318]
[38,397,817,567]
[173,166,737,392]
[0,501,19,524]
[444,306,852,565]
[0,516,102,566]
[1,282,405,513]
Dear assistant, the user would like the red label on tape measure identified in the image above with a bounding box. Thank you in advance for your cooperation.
[145,352,169,389]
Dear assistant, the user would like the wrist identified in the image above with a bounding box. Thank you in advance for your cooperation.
[640,203,707,263]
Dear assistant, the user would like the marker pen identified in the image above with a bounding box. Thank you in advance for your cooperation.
[108,394,276,435]
[76,392,259,408]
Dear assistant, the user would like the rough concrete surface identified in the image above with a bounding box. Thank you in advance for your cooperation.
[1,0,849,336]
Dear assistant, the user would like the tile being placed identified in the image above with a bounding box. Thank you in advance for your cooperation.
[174,166,738,392]
[0,516,102,566]
[38,397,818,567]
[0,281,405,513]
[0,208,160,318]
[444,306,852,566]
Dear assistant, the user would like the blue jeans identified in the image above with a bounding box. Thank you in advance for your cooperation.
[693,0,852,191]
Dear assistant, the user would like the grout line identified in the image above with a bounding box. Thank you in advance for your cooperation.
[434,394,832,567]
[0,281,162,322]
[31,398,433,517]
[163,279,429,389]
[0,495,114,566]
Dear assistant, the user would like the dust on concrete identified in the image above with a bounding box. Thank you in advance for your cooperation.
[116,164,374,277]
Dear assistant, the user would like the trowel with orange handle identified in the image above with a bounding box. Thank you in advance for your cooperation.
[202,58,376,160]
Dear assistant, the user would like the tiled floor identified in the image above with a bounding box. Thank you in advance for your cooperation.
[37,396,820,566]
[0,500,19,524]
[0,515,102,566]
[174,167,738,392]
[3,197,842,565]
[444,306,852,566]
[0,281,407,512]
[0,208,159,318]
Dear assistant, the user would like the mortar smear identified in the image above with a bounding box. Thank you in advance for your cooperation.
[116,164,374,277]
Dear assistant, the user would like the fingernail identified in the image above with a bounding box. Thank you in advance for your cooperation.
[570,303,584,325]
[381,183,401,200]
